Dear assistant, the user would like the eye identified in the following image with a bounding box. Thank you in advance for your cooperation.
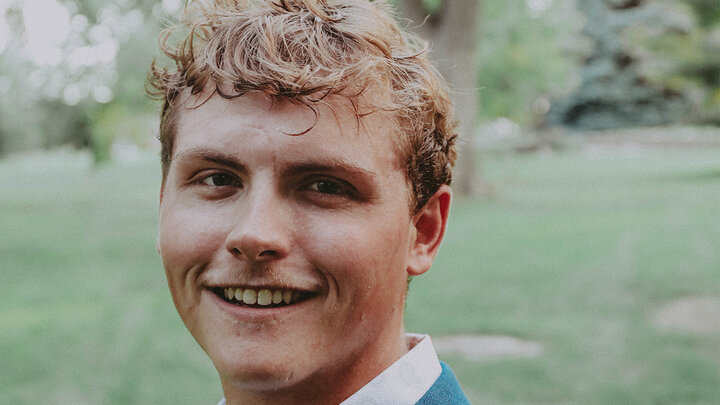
[307,180,345,195]
[200,173,240,187]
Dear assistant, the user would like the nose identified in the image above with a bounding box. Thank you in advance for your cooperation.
[224,189,291,262]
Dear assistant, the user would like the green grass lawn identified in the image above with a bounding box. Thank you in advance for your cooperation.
[2,145,719,404]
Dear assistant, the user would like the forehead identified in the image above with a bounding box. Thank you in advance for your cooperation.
[173,88,404,166]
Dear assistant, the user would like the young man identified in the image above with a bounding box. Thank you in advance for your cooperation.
[148,0,470,403]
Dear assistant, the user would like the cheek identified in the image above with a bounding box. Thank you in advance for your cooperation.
[318,224,408,332]
[158,205,225,273]
[305,212,411,292]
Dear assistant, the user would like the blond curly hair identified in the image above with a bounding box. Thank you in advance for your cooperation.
[147,0,457,211]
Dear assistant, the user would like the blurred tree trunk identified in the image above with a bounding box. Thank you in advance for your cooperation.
[396,0,485,197]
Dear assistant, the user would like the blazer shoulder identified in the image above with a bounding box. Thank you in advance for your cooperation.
[415,361,472,404]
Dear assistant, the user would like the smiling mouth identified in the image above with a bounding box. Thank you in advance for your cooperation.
[212,287,313,308]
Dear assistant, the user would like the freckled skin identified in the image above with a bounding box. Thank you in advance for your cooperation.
[157,90,448,405]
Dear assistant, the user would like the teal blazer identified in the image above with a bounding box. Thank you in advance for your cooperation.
[416,362,471,404]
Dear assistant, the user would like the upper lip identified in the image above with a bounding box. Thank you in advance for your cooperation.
[199,268,326,293]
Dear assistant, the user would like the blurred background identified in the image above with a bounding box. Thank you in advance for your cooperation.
[1,0,718,403]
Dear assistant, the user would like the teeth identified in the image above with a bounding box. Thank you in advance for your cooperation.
[242,289,257,305]
[221,288,305,306]
[257,289,272,306]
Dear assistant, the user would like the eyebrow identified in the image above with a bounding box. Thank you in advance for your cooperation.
[283,162,377,180]
[172,147,377,179]
[172,147,247,173]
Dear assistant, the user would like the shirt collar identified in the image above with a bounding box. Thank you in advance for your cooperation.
[339,333,442,405]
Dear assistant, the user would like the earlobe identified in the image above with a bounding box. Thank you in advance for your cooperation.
[407,184,451,276]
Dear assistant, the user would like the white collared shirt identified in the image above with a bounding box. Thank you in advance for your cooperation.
[217,333,442,405]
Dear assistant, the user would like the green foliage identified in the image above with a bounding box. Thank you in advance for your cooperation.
[476,0,581,125]
[686,0,720,27]
[2,0,718,161]
[624,0,720,123]
[0,0,164,159]
[421,0,442,15]
[88,102,157,165]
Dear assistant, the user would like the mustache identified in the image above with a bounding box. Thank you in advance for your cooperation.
[199,262,326,291]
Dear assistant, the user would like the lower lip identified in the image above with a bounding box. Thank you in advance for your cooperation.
[204,289,315,321]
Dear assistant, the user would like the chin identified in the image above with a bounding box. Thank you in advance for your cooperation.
[214,356,305,391]
[205,338,308,389]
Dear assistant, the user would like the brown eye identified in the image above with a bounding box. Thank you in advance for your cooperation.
[309,180,343,195]
[202,173,238,187]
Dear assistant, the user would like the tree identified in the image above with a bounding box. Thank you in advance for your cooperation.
[476,0,581,127]
[632,0,720,124]
[548,0,695,130]
[0,0,167,160]
[396,0,484,196]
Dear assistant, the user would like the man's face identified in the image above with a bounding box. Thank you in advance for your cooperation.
[157,91,418,394]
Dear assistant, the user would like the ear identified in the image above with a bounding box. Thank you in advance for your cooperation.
[407,184,452,276]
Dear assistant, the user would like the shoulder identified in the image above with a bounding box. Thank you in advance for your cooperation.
[415,361,472,405]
